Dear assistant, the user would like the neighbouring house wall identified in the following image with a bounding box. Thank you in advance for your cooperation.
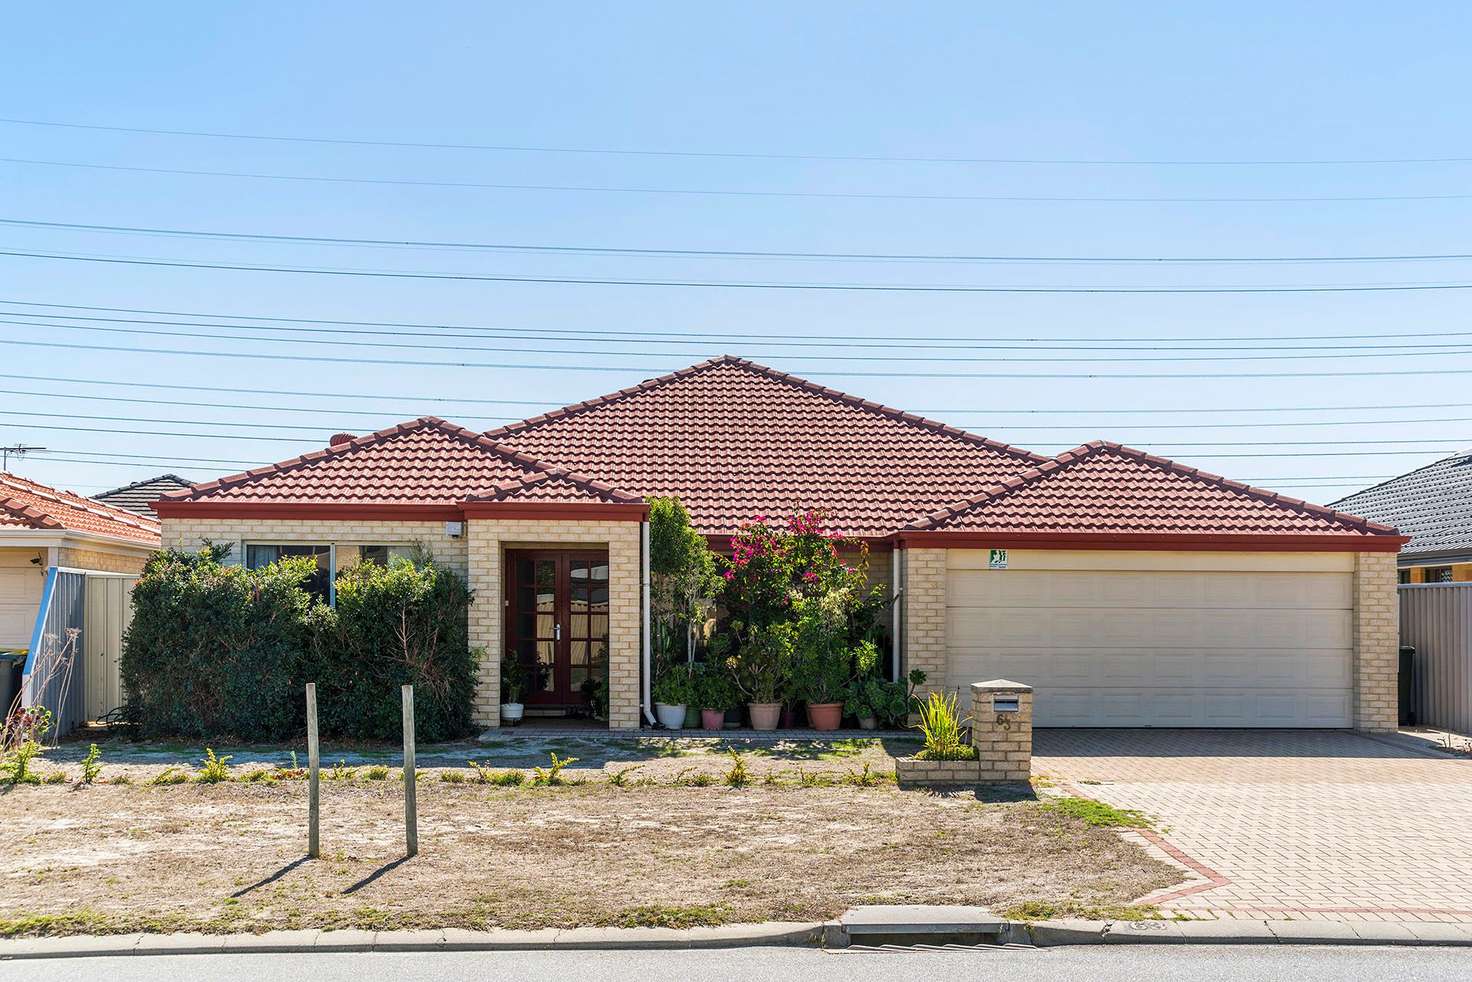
[56,545,151,575]
[901,547,948,701]
[468,518,643,730]
[1403,563,1472,584]
[0,547,47,648]
[160,520,469,578]
[1353,550,1399,732]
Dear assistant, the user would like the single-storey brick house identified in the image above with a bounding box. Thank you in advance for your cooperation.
[154,356,1406,732]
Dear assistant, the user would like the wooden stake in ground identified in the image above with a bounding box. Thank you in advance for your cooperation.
[402,684,418,857]
[306,682,320,859]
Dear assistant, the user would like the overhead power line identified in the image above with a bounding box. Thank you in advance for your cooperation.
[11,247,1472,294]
[14,316,1472,364]
[8,298,1472,346]
[8,156,1472,205]
[6,370,1472,418]
[4,116,1470,166]
[10,216,1472,266]
[14,335,1472,380]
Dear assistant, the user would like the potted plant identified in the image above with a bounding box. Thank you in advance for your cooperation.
[653,665,694,730]
[696,665,736,730]
[500,650,544,726]
[727,622,793,731]
[791,593,855,731]
[845,667,926,730]
[795,652,850,731]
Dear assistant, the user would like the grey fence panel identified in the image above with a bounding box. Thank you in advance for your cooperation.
[22,570,87,741]
[1400,583,1472,733]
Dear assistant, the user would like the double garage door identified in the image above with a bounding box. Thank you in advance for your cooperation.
[944,550,1354,727]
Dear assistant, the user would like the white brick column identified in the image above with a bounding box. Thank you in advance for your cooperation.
[902,547,948,702]
[1352,550,1399,732]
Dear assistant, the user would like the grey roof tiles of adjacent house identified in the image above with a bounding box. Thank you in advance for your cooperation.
[1330,450,1472,559]
[93,474,196,516]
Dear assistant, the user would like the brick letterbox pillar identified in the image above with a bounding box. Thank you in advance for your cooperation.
[969,679,1034,783]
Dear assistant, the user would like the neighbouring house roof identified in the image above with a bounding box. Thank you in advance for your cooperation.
[487,355,1048,537]
[1329,450,1472,559]
[151,359,1407,551]
[92,473,195,516]
[0,471,161,544]
[154,417,642,518]
[899,442,1402,548]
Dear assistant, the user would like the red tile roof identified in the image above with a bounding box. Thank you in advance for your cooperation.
[0,472,161,543]
[903,442,1400,539]
[157,417,637,507]
[487,356,1047,537]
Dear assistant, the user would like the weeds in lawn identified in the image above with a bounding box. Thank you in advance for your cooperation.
[240,768,272,783]
[79,744,102,785]
[148,767,188,786]
[489,769,525,787]
[1043,796,1151,828]
[363,765,390,781]
[2,740,43,785]
[1001,899,1161,922]
[41,771,66,784]
[613,904,731,929]
[607,765,641,787]
[328,760,356,781]
[440,770,466,784]
[530,753,577,786]
[195,748,233,783]
[724,750,750,788]
[105,774,131,785]
[843,762,884,787]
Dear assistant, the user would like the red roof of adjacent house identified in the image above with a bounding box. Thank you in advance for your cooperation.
[902,442,1400,541]
[487,356,1047,537]
[156,417,638,511]
[0,472,161,543]
[150,359,1404,549]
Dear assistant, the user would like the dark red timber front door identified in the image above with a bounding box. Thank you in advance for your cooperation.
[507,550,610,711]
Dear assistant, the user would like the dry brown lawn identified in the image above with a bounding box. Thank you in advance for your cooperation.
[0,775,1180,937]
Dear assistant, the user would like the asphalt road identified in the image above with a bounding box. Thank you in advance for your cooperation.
[5,945,1472,982]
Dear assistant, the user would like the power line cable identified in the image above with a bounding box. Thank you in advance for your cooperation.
[14,316,1472,364]
[6,115,1471,166]
[8,156,1472,205]
[15,335,1472,379]
[10,216,1472,266]
[11,246,1472,294]
[8,297,1471,346]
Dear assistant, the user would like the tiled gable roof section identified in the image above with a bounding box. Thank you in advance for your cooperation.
[905,441,1403,538]
[93,474,195,516]
[488,355,1049,536]
[1330,450,1472,556]
[0,472,161,543]
[160,418,634,506]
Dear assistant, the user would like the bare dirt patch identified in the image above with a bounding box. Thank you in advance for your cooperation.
[0,779,1180,936]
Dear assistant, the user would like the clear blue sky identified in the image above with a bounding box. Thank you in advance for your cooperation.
[3,2,1471,505]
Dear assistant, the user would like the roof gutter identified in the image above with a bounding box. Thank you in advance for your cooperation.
[890,531,1410,552]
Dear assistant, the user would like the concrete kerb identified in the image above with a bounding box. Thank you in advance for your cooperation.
[7,916,1472,959]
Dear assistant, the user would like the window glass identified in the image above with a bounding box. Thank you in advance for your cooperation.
[245,544,331,598]
[1426,566,1455,583]
[359,545,415,567]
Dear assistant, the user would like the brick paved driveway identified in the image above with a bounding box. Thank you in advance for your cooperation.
[1034,729,1472,923]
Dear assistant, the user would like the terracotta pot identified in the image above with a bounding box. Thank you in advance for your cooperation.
[748,702,782,731]
[701,708,725,730]
[807,702,843,731]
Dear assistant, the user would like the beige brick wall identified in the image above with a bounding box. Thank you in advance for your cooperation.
[902,547,947,700]
[970,682,1033,782]
[1353,550,1399,732]
[161,519,469,577]
[468,518,643,730]
[56,544,151,575]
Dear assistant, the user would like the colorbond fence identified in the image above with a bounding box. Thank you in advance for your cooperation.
[1400,583,1472,733]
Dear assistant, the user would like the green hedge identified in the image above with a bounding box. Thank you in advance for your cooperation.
[121,544,477,742]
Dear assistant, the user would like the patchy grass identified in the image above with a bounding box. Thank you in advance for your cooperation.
[0,778,1179,937]
[1001,899,1164,922]
[1042,796,1152,829]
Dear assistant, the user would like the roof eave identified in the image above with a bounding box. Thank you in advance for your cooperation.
[890,530,1409,553]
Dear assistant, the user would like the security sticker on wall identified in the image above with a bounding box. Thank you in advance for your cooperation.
[988,548,1008,570]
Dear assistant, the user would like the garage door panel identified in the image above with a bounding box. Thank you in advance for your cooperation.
[947,569,1352,610]
[942,558,1354,728]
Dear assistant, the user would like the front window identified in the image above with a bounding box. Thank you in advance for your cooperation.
[358,544,416,567]
[245,544,332,599]
[1424,566,1455,583]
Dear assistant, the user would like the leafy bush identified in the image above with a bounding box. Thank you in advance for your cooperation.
[725,622,794,704]
[195,748,233,783]
[309,557,477,742]
[652,664,697,706]
[692,663,737,711]
[122,544,315,741]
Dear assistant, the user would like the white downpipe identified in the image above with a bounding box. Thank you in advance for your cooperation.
[640,519,656,725]
[891,545,903,682]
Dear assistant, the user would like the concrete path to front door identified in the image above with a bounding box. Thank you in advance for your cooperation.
[1034,729,1472,924]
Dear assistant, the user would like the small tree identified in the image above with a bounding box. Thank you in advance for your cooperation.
[648,496,719,673]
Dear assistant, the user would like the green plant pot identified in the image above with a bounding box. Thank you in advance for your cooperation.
[684,705,701,728]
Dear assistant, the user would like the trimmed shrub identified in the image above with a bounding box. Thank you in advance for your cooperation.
[121,544,314,741]
[308,557,477,742]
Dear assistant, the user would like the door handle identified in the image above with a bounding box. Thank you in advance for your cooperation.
[555,623,562,641]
